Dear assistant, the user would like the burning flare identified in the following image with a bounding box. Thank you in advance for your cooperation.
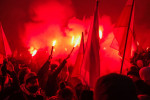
[99,30,103,39]
[74,36,81,47]
[28,47,37,57]
[71,36,74,44]
[99,26,103,39]
[32,50,37,57]
[52,40,56,46]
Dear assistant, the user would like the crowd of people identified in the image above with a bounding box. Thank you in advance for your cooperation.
[0,48,150,100]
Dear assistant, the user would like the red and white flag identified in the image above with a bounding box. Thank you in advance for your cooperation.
[81,1,100,88]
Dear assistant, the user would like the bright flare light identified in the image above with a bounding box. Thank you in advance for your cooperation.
[65,48,67,51]
[28,47,37,57]
[137,41,139,46]
[52,40,56,46]
[99,26,103,39]
[71,36,74,44]
[99,30,103,39]
[32,50,37,57]
[74,36,81,47]
[103,47,106,50]
[146,47,149,50]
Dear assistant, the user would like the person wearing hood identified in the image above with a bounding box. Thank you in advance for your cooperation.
[8,72,45,100]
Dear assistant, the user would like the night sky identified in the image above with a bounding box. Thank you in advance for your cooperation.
[0,0,150,51]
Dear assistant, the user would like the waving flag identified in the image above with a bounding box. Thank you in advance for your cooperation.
[112,0,135,60]
[72,32,84,78]
[81,1,100,87]
[111,0,135,73]
[0,22,12,57]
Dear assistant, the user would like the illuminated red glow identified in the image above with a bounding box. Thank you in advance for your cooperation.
[103,47,106,50]
[146,47,149,50]
[65,48,67,51]
[23,4,125,77]
[71,36,74,44]
[137,41,139,46]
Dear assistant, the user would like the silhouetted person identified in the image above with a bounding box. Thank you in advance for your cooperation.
[0,60,19,100]
[46,59,67,97]
[49,82,76,100]
[135,67,150,98]
[94,73,138,100]
[37,57,51,90]
[79,90,93,100]
[127,66,150,95]
[18,67,31,85]
[9,72,44,100]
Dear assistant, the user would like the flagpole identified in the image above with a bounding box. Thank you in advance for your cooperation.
[120,0,134,74]
[82,32,85,55]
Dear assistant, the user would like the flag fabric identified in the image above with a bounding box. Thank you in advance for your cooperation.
[71,32,84,78]
[0,22,12,57]
[81,1,100,88]
[112,0,135,60]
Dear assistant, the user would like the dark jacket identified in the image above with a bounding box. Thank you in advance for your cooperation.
[8,84,44,100]
[8,89,44,100]
[0,71,20,100]
[37,61,50,90]
[135,80,150,95]
[46,59,67,97]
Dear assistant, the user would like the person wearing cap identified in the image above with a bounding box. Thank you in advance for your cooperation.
[8,72,44,100]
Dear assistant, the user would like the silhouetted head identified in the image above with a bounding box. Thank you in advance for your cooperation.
[58,82,76,100]
[95,73,138,100]
[80,90,93,100]
[127,66,140,82]
[137,60,143,68]
[18,67,31,84]
[50,64,58,71]
[24,72,39,93]
[139,67,150,86]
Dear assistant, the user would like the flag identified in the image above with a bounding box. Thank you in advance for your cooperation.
[112,0,135,60]
[81,1,100,87]
[71,32,84,78]
[0,22,12,57]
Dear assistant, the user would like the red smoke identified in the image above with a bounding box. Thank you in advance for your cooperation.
[21,0,130,76]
